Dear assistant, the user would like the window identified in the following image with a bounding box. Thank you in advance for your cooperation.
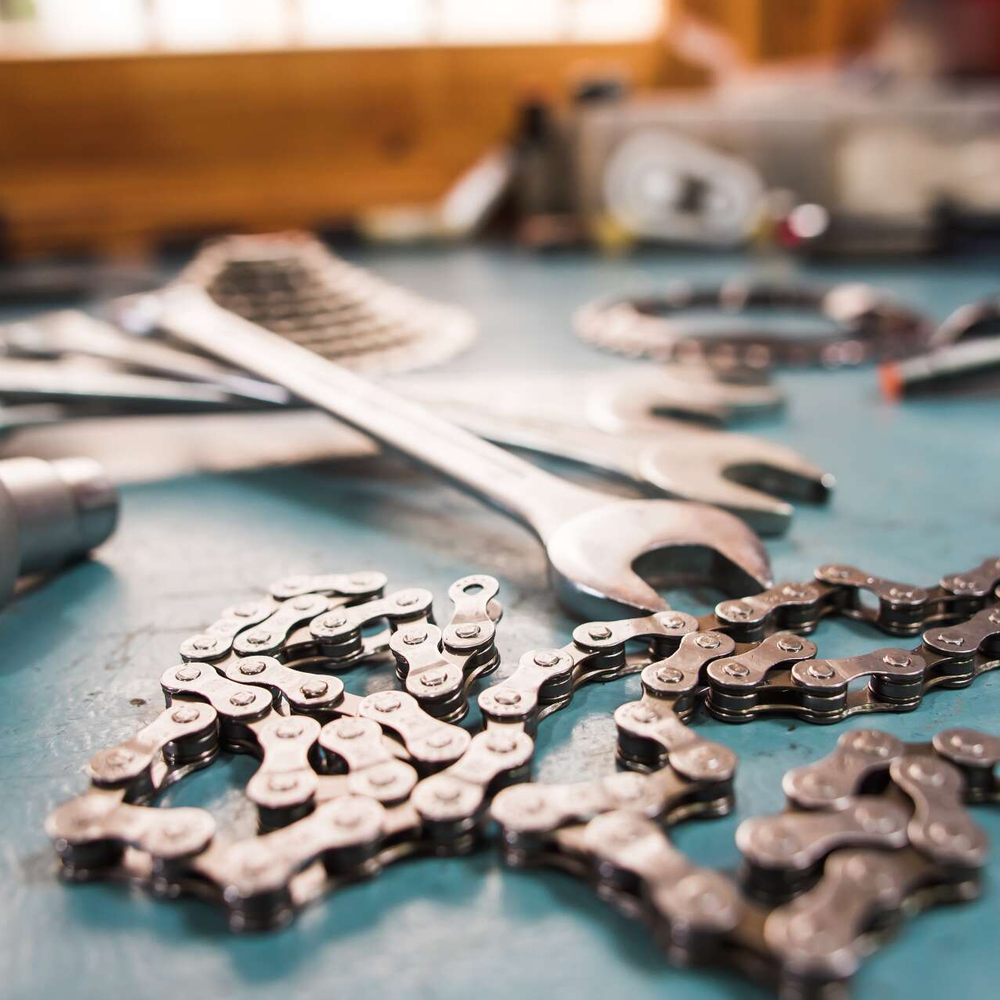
[0,0,664,55]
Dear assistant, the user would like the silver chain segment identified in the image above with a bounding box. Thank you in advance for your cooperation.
[499,726,999,999]
[574,279,932,370]
[45,556,1000,996]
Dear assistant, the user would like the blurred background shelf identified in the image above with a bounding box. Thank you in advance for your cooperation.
[0,0,898,259]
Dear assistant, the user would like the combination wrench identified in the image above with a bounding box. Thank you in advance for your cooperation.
[122,286,773,618]
[395,374,829,534]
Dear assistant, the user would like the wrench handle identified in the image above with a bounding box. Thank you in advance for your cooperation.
[427,404,641,478]
[144,287,593,538]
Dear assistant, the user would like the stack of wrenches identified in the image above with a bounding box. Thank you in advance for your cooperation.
[392,369,832,535]
[1,292,781,618]
[0,309,290,433]
[0,310,831,538]
[0,308,288,405]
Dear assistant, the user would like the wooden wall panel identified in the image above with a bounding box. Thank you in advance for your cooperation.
[0,42,668,257]
[0,1,898,258]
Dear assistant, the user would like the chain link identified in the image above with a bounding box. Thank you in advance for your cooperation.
[45,555,1000,996]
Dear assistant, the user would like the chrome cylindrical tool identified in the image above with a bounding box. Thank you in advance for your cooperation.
[0,456,119,605]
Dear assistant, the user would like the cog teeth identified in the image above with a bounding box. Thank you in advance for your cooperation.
[180,233,477,375]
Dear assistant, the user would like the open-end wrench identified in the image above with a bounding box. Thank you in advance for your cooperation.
[389,366,783,427]
[401,403,830,536]
[394,374,827,534]
[122,286,772,618]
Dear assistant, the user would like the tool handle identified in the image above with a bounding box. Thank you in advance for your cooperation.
[145,287,597,538]
[427,404,640,477]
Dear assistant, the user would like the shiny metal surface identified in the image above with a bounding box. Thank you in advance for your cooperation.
[402,381,830,534]
[139,284,773,616]
[0,455,118,604]
[576,278,933,370]
[44,555,1000,1000]
[0,309,287,404]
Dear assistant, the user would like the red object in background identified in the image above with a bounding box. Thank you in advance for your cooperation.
[878,361,904,400]
[948,0,1000,76]
[898,0,1000,77]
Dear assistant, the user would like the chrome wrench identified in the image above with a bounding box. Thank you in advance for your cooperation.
[408,404,830,535]
[389,366,783,426]
[126,286,772,618]
[395,376,829,534]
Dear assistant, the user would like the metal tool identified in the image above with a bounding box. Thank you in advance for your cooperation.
[397,375,826,534]
[454,415,829,535]
[45,555,1000,999]
[881,335,1000,399]
[176,232,478,374]
[0,410,380,481]
[576,278,933,370]
[881,295,1000,398]
[0,310,289,405]
[0,404,70,437]
[393,365,784,427]
[929,294,1000,351]
[0,355,813,530]
[117,285,773,617]
[0,455,119,605]
[0,358,283,414]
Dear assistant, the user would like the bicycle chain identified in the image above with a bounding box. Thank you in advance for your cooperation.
[498,725,999,1000]
[574,279,932,370]
[45,554,1000,995]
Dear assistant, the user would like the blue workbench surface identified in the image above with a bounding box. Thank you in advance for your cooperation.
[2,247,999,999]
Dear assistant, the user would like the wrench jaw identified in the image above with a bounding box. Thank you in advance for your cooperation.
[634,445,793,537]
[717,436,835,508]
[635,438,834,537]
[543,498,774,620]
[587,368,785,431]
[695,482,795,538]
[722,461,834,515]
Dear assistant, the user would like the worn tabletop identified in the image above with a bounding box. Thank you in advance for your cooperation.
[2,247,998,1000]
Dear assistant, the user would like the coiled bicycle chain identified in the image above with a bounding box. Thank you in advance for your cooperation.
[45,554,1000,995]
[574,279,932,370]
